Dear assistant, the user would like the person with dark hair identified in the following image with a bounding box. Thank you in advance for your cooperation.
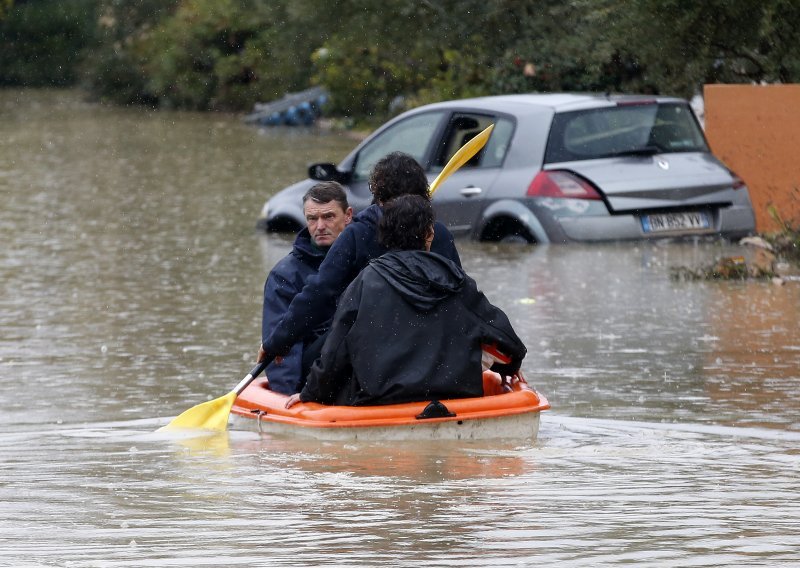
[258,152,461,376]
[257,181,352,394]
[368,151,431,203]
[377,194,435,251]
[286,194,526,408]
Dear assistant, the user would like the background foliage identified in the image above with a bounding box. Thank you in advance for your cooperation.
[1,0,798,119]
[0,0,99,86]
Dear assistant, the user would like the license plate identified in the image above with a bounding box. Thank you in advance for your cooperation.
[641,211,710,233]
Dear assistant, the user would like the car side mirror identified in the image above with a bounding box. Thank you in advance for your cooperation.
[308,163,349,184]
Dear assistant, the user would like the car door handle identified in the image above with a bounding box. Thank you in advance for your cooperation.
[459,187,483,197]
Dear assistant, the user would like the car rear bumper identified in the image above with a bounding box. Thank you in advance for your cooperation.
[530,200,755,242]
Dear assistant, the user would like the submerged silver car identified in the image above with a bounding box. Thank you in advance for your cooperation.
[257,93,755,243]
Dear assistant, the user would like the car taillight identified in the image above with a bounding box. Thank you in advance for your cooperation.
[527,170,602,200]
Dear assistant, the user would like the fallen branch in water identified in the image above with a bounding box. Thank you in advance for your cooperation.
[670,254,775,282]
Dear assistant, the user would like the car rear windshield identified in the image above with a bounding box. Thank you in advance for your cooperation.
[544,102,709,163]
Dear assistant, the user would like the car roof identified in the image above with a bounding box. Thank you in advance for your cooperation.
[415,92,688,114]
[338,92,694,172]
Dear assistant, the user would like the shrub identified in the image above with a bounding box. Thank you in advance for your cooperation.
[0,0,99,86]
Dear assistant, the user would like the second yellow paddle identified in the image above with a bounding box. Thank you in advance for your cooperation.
[429,123,494,195]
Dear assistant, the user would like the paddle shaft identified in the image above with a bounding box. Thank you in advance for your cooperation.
[233,358,272,395]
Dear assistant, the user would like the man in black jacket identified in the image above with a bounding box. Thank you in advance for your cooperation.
[258,152,461,373]
[286,195,526,407]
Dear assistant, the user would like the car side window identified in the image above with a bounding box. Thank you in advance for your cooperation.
[352,112,444,181]
[481,118,514,168]
[432,114,513,169]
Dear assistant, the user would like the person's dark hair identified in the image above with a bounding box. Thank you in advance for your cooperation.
[368,152,429,204]
[378,195,435,251]
[302,181,349,211]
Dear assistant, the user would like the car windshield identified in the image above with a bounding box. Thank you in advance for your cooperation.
[544,102,709,163]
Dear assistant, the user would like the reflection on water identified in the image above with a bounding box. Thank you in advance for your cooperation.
[460,241,800,431]
[1,418,798,566]
[1,90,799,566]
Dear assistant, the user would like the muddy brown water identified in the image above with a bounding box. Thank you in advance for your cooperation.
[1,90,798,566]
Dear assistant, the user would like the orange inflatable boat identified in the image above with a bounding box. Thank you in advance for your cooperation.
[230,371,549,441]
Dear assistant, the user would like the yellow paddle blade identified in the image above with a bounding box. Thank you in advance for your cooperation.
[429,123,494,195]
[158,390,237,432]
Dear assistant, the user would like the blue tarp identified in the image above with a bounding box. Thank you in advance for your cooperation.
[244,87,328,126]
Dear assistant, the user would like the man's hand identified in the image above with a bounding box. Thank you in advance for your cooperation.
[285,393,302,409]
[257,344,282,364]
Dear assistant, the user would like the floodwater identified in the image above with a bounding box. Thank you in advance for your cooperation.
[1,90,798,567]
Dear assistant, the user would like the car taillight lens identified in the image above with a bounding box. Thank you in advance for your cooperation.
[527,170,602,200]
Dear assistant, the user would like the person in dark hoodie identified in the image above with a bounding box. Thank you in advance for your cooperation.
[285,194,526,408]
[258,152,461,374]
[259,182,352,394]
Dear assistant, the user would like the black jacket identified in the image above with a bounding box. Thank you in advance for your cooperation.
[261,204,461,358]
[261,228,329,394]
[300,250,526,406]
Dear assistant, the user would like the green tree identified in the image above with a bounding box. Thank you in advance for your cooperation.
[0,0,99,86]
[477,0,620,95]
[134,0,326,110]
[81,0,179,105]
[8,0,798,118]
[0,0,14,20]
[608,0,800,97]
[307,0,442,117]
[310,0,626,118]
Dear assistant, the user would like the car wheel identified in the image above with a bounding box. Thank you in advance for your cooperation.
[480,217,535,244]
[499,234,531,244]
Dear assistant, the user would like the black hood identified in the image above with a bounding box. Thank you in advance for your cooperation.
[370,250,465,312]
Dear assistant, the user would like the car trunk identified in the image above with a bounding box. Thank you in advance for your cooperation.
[555,152,736,213]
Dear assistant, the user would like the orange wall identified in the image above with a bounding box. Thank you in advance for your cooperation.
[704,84,800,232]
